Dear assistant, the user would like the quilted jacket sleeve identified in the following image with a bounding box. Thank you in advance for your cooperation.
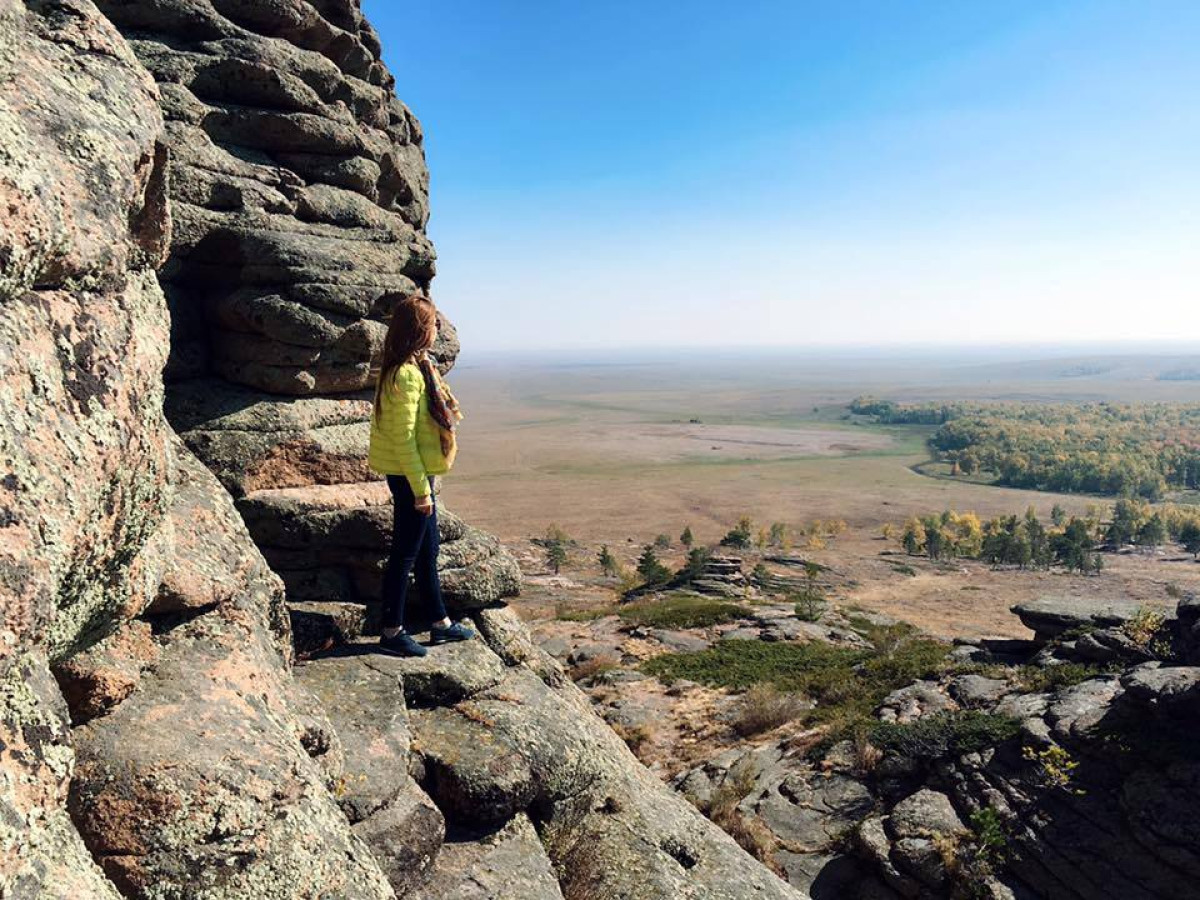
[371,365,430,497]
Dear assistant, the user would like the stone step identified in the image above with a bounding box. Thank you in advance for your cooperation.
[289,600,368,654]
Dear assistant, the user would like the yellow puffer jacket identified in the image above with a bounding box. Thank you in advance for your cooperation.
[367,362,451,497]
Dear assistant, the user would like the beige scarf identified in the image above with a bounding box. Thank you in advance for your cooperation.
[416,352,463,464]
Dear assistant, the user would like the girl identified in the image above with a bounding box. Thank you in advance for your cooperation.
[368,293,474,657]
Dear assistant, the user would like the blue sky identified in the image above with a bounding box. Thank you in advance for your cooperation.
[364,1,1200,353]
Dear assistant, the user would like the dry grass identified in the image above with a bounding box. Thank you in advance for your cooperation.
[569,653,621,682]
[610,722,654,758]
[730,684,807,737]
[706,770,781,871]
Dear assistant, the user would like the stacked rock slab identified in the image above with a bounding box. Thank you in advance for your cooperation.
[94,0,519,635]
[692,554,754,598]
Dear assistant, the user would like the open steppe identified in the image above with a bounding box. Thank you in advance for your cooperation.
[441,347,1200,637]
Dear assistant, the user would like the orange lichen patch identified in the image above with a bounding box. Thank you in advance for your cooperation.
[240,440,375,494]
[54,619,161,724]
[70,766,186,856]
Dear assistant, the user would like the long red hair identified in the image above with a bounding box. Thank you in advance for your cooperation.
[374,293,437,420]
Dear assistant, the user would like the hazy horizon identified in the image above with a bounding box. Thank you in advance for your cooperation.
[367,1,1200,354]
[454,340,1200,367]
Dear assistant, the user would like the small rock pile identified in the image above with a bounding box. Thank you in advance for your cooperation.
[692,554,755,598]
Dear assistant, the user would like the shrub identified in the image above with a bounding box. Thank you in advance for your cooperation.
[721,516,754,549]
[869,712,1021,759]
[611,722,653,757]
[1122,606,1168,651]
[570,654,620,683]
[643,639,865,693]
[617,593,749,629]
[968,807,1009,864]
[1022,743,1082,793]
[554,603,610,622]
[731,684,808,737]
[706,771,779,866]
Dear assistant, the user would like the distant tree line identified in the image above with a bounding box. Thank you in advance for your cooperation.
[855,397,1200,500]
[849,396,960,425]
[898,501,1200,573]
[930,403,1200,500]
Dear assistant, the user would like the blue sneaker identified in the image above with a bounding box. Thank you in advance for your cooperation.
[430,621,475,645]
[378,631,427,657]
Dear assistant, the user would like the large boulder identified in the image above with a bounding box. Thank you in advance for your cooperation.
[0,0,172,672]
[0,2,171,893]
[1012,597,1145,643]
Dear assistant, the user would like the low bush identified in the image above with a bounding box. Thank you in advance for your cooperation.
[1122,606,1170,654]
[570,654,620,683]
[731,684,808,737]
[617,593,750,629]
[644,622,953,744]
[555,603,611,622]
[706,771,779,867]
[643,639,865,692]
[869,711,1021,759]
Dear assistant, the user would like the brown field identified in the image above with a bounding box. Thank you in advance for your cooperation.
[440,348,1200,638]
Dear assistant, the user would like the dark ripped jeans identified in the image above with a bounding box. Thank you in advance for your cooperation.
[380,475,447,630]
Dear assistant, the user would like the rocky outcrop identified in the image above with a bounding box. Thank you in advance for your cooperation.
[0,2,171,892]
[691,554,754,598]
[671,597,1200,899]
[95,0,517,633]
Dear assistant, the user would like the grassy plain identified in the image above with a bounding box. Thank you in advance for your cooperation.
[440,347,1200,638]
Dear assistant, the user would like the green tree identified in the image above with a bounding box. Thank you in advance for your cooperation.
[1136,513,1168,549]
[597,545,618,577]
[680,526,695,549]
[1052,519,1093,573]
[546,541,568,574]
[682,546,711,580]
[1180,521,1200,559]
[1051,504,1067,527]
[720,516,754,549]
[654,533,671,549]
[902,519,924,556]
[1106,498,1146,546]
[636,545,671,585]
[1023,507,1051,568]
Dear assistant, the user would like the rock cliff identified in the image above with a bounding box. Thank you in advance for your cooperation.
[0,1,803,898]
[90,0,518,628]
